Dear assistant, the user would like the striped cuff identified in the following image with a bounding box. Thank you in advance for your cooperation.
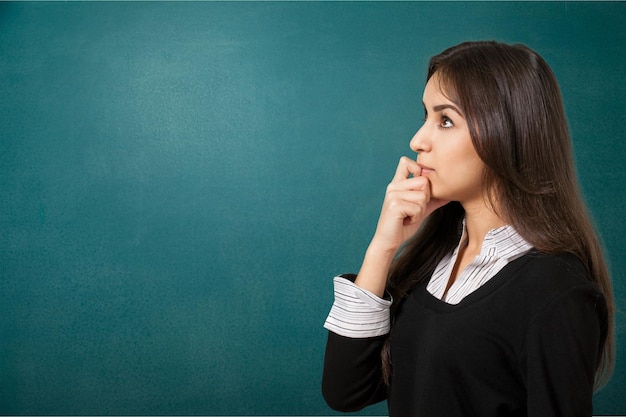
[323,276,392,338]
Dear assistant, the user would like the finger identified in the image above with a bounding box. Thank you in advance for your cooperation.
[392,156,421,182]
[387,176,430,194]
[383,199,428,226]
[384,185,431,223]
[383,189,432,221]
[388,185,430,207]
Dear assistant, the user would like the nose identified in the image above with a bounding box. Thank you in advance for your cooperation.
[410,124,431,153]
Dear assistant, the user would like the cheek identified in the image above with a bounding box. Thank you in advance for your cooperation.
[456,154,485,184]
[432,155,485,199]
[453,143,484,179]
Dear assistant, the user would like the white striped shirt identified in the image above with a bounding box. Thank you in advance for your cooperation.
[324,223,533,338]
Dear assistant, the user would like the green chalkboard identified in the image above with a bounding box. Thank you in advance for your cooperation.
[1,1,624,415]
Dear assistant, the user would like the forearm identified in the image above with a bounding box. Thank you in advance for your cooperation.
[322,332,387,412]
[354,239,398,298]
[322,275,392,410]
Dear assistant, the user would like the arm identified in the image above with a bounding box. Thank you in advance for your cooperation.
[322,157,448,410]
[520,285,608,417]
[322,332,388,412]
[322,275,391,411]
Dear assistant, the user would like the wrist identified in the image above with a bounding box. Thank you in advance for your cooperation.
[367,237,401,258]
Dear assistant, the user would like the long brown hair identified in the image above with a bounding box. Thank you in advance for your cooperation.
[383,41,614,389]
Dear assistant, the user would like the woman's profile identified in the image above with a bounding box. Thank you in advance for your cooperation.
[322,40,614,416]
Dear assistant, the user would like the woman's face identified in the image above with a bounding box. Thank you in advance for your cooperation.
[410,73,486,207]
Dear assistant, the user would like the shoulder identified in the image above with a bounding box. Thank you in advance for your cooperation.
[513,251,594,292]
[506,251,606,322]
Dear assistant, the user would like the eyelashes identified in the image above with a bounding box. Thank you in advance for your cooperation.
[422,110,455,129]
[440,115,454,128]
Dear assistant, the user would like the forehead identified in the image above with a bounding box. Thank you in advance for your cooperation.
[423,73,453,102]
[422,71,467,119]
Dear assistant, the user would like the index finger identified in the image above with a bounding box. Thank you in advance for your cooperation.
[392,156,422,182]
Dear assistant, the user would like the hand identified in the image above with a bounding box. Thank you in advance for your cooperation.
[371,156,449,253]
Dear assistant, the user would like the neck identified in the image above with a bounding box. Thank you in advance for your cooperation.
[462,201,507,254]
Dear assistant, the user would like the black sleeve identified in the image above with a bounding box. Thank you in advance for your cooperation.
[322,331,388,412]
[520,285,608,417]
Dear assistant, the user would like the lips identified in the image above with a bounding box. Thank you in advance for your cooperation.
[418,163,434,175]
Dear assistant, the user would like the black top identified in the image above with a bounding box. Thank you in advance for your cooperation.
[322,252,608,417]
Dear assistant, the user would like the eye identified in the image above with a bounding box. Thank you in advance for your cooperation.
[440,115,454,129]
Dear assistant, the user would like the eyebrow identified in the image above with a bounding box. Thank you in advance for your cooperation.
[424,102,465,118]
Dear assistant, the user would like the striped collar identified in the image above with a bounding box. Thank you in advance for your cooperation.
[427,220,533,304]
[458,221,533,260]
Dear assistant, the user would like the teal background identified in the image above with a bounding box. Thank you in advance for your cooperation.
[1,1,624,415]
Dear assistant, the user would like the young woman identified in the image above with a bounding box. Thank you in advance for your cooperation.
[322,41,614,416]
